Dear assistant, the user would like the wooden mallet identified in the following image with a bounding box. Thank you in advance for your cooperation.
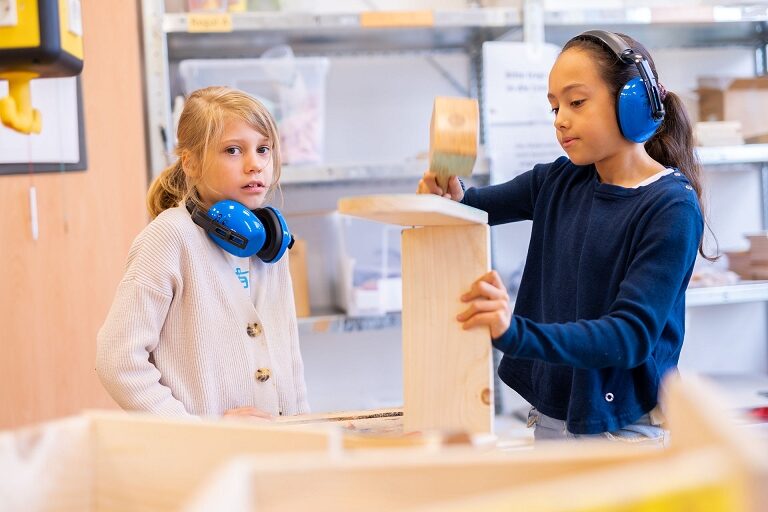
[429,96,479,193]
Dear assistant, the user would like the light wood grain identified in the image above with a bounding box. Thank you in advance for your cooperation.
[0,0,148,428]
[402,224,493,434]
[412,448,741,512]
[91,411,333,512]
[0,416,92,512]
[287,238,310,317]
[338,194,487,227]
[185,443,663,512]
[430,96,478,191]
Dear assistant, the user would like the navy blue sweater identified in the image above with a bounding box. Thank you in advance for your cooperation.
[462,157,703,434]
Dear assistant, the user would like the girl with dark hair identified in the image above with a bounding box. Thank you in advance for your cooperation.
[418,31,712,442]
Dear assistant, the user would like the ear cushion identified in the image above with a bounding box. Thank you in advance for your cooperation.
[617,76,663,143]
[253,207,291,263]
[190,200,267,258]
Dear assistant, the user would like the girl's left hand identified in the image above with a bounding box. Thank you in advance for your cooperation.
[456,270,511,339]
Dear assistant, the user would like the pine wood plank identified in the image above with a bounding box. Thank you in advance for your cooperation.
[402,224,493,434]
[338,194,487,227]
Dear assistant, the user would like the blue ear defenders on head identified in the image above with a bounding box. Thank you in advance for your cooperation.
[575,30,665,143]
[187,199,294,262]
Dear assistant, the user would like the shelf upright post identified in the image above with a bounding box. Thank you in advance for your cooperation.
[141,0,174,181]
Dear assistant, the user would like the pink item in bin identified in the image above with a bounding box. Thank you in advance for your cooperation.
[187,0,227,12]
[178,50,329,164]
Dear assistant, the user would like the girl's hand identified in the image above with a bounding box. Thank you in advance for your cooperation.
[456,270,511,339]
[223,407,274,421]
[417,171,464,202]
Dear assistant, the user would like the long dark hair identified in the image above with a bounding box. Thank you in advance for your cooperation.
[563,33,717,261]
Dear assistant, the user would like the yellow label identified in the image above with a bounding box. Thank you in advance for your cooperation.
[59,0,84,61]
[187,13,233,33]
[0,0,41,50]
[360,10,434,28]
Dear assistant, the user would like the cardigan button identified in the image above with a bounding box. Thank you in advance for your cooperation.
[246,323,262,337]
[605,392,614,402]
[255,368,271,382]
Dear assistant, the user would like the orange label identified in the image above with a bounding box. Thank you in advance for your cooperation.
[360,11,434,28]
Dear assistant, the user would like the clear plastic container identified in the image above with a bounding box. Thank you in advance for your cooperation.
[186,0,227,12]
[178,52,329,164]
[335,215,402,317]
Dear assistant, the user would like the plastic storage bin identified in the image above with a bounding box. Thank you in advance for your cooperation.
[178,54,329,164]
[335,215,402,317]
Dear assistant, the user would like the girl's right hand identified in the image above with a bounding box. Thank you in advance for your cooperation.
[417,172,464,202]
[223,407,274,421]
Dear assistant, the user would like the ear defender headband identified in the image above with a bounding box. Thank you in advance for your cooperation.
[187,199,294,262]
[575,30,665,143]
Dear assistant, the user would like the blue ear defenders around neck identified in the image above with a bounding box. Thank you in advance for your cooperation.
[575,30,665,143]
[187,199,294,262]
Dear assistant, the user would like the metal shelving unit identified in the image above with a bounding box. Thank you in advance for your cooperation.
[280,156,489,185]
[162,8,521,33]
[294,280,768,335]
[297,309,401,336]
[141,1,768,332]
[698,144,768,166]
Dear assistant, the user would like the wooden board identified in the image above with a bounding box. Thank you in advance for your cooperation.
[412,448,743,512]
[430,96,479,191]
[185,443,664,512]
[402,224,493,434]
[338,194,487,227]
[287,238,310,317]
[274,407,402,430]
[90,411,333,512]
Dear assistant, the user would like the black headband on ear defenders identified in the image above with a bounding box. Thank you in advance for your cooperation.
[186,199,295,262]
[573,30,665,142]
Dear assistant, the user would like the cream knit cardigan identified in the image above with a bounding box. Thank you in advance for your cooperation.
[96,205,309,418]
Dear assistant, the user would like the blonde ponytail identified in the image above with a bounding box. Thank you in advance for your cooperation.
[147,160,189,219]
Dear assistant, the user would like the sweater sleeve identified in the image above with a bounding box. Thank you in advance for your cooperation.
[461,157,566,225]
[96,279,193,416]
[96,222,194,417]
[491,200,703,369]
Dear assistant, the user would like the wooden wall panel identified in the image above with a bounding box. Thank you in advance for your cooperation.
[0,0,148,428]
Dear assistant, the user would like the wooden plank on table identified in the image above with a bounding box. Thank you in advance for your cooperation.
[338,194,487,227]
[185,443,664,512]
[402,224,493,434]
[412,448,742,512]
[90,411,333,512]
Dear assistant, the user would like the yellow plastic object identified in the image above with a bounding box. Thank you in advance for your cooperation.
[0,72,41,134]
[0,0,83,134]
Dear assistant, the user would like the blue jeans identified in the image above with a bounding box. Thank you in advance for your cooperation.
[528,407,668,447]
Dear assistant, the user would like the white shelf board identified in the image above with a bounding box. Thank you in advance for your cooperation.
[297,310,401,335]
[297,281,768,335]
[686,281,768,307]
[278,145,765,185]
[281,158,489,185]
[698,144,768,166]
[163,8,521,33]
[544,5,768,26]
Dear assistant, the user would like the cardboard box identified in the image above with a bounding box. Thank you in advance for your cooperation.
[698,77,768,140]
